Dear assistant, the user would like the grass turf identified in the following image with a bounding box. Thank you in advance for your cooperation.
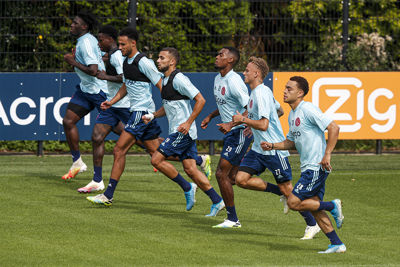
[0,154,399,266]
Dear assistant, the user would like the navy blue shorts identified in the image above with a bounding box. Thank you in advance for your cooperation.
[69,85,106,113]
[239,149,292,183]
[95,107,131,127]
[124,111,161,141]
[292,168,329,201]
[221,127,253,166]
[157,132,198,161]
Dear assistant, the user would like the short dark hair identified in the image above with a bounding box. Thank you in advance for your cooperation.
[77,11,98,32]
[99,25,118,41]
[119,27,139,42]
[223,46,240,66]
[161,47,180,65]
[290,76,309,96]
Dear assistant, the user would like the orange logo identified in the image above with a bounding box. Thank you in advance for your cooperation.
[273,72,400,139]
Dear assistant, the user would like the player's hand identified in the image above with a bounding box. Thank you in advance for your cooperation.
[96,70,107,80]
[201,116,211,129]
[177,121,191,135]
[142,113,154,124]
[260,141,273,151]
[232,110,244,123]
[319,153,332,172]
[243,126,253,138]
[64,53,76,65]
[100,100,112,111]
[72,47,76,57]
[216,122,232,134]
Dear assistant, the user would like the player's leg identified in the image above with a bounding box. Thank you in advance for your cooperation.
[150,136,196,211]
[61,105,89,180]
[77,123,112,193]
[182,158,224,216]
[313,209,346,253]
[87,130,136,206]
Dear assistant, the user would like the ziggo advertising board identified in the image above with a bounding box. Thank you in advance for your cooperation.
[273,72,400,139]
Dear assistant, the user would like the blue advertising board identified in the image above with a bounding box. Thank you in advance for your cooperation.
[0,72,273,141]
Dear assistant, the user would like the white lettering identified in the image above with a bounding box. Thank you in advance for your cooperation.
[0,100,10,125]
[40,97,54,126]
[53,97,70,125]
[368,88,396,133]
[10,97,36,125]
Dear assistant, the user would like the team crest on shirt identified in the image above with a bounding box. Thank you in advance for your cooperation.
[295,117,301,126]
[249,99,253,109]
[221,86,226,95]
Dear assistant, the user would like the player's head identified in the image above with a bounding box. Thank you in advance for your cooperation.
[98,25,118,52]
[118,27,139,57]
[215,46,240,70]
[71,11,97,36]
[157,47,180,73]
[284,76,309,104]
[244,56,269,85]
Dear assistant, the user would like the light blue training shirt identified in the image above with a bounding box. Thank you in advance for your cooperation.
[247,84,289,157]
[162,72,200,140]
[107,50,129,108]
[123,52,162,112]
[287,101,333,172]
[74,33,107,95]
[213,70,249,130]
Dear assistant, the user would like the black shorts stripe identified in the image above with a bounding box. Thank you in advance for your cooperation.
[67,102,90,119]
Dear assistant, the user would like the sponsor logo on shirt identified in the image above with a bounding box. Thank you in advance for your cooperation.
[295,117,301,126]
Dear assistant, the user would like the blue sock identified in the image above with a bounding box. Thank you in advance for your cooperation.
[71,150,80,162]
[103,178,118,199]
[325,230,342,245]
[299,211,317,226]
[195,155,203,166]
[264,183,282,196]
[318,201,335,211]
[226,206,238,222]
[93,166,102,183]
[204,188,222,204]
[171,173,191,192]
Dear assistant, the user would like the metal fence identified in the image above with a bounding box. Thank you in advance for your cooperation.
[1,0,399,72]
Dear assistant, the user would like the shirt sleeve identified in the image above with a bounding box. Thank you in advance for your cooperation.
[172,73,200,100]
[110,51,124,75]
[274,97,281,110]
[256,89,271,120]
[81,38,98,66]
[304,102,333,131]
[229,75,249,108]
[138,57,162,85]
[286,115,294,141]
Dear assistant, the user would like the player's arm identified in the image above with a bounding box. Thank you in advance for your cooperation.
[100,83,127,110]
[232,110,269,131]
[277,106,284,117]
[96,71,123,83]
[319,121,340,171]
[201,109,220,129]
[178,92,205,135]
[64,53,99,76]
[142,106,165,124]
[260,139,295,151]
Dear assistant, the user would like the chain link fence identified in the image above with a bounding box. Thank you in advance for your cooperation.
[1,0,399,72]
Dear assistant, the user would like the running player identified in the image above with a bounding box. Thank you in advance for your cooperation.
[77,25,130,193]
[87,27,163,205]
[62,11,107,181]
[232,57,320,239]
[201,47,253,228]
[143,47,224,214]
[261,76,345,253]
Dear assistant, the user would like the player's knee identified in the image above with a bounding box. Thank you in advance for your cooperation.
[183,166,196,177]
[151,156,161,168]
[215,168,224,181]
[91,132,103,145]
[113,145,124,159]
[62,117,73,129]
[287,198,300,211]
[235,175,247,188]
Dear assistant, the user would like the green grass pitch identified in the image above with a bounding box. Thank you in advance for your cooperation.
[0,154,399,266]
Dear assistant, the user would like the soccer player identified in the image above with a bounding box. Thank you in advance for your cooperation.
[261,76,345,253]
[62,11,107,180]
[77,25,130,193]
[86,27,163,205]
[142,47,224,214]
[201,47,253,228]
[232,57,320,239]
